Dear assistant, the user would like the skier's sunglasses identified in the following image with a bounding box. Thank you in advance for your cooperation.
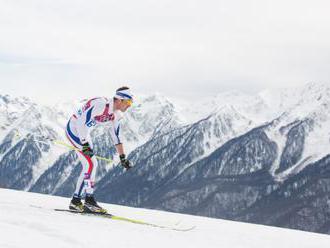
[122,99,133,107]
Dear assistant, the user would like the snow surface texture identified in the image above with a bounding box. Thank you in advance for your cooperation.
[1,188,330,248]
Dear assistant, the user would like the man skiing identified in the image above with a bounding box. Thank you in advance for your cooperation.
[65,86,133,213]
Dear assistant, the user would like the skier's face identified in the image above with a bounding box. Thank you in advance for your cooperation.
[119,99,132,112]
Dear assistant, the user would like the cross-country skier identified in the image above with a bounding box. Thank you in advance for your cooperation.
[65,86,133,213]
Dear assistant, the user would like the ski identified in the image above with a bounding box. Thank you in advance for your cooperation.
[54,208,195,232]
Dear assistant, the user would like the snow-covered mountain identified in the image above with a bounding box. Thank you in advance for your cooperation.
[0,94,35,139]
[95,104,255,206]
[0,97,66,190]
[1,189,330,248]
[263,83,330,180]
[0,93,189,192]
[119,93,185,151]
[171,90,272,124]
[1,82,330,234]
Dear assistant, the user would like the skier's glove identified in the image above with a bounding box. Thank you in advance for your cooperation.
[82,142,94,157]
[119,154,132,170]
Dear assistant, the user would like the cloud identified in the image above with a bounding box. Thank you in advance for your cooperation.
[1,0,330,104]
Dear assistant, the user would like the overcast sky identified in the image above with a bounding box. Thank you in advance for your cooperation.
[0,0,330,104]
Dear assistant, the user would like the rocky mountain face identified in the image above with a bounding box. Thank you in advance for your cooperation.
[1,83,330,234]
[96,106,255,205]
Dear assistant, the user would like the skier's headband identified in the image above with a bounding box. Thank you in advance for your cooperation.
[115,89,133,101]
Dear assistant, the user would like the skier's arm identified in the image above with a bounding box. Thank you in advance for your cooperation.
[115,143,125,156]
[110,120,132,170]
[109,118,123,148]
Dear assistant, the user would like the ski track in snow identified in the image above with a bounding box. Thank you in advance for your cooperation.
[1,189,330,248]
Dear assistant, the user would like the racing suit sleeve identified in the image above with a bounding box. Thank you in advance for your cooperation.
[109,117,122,145]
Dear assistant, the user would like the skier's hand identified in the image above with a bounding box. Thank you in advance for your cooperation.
[119,154,132,170]
[82,142,94,157]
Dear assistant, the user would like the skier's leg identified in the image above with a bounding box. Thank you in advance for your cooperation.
[73,151,91,198]
[70,137,105,212]
[85,156,98,196]
[78,141,106,213]
[67,150,91,211]
[66,120,86,211]
[66,130,94,198]
[75,145,97,198]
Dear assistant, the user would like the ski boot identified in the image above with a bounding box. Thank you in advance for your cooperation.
[69,197,84,212]
[84,195,107,214]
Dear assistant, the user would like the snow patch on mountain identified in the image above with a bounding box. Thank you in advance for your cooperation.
[264,83,330,181]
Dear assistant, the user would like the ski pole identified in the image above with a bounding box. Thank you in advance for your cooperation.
[14,130,113,164]
[52,139,113,163]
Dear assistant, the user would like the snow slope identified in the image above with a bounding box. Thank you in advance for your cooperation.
[0,189,330,248]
